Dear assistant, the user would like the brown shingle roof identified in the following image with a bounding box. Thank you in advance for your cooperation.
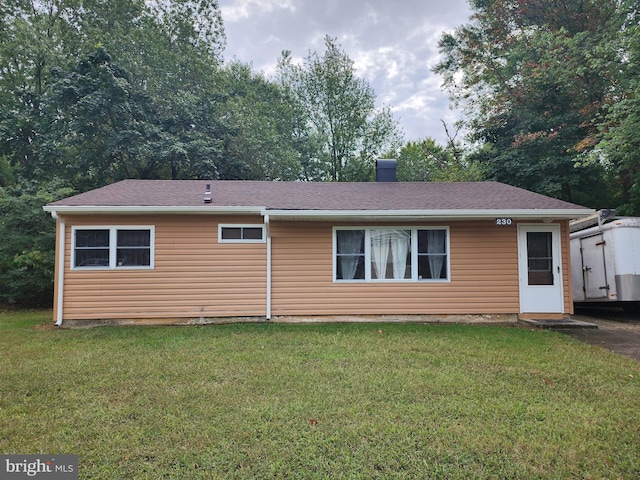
[47,179,588,212]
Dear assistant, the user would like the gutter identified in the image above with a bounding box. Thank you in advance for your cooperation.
[264,214,271,320]
[50,211,65,327]
[42,205,265,215]
[42,204,594,222]
[263,208,595,221]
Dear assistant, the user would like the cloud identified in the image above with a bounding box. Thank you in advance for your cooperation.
[221,0,297,22]
[218,0,472,144]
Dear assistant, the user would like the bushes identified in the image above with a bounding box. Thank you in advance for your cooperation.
[0,183,72,306]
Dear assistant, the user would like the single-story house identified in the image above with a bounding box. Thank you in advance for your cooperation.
[43,172,593,327]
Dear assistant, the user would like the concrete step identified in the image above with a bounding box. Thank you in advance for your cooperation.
[519,318,598,329]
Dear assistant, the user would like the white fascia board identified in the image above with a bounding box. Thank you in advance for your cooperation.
[42,205,595,221]
[43,205,265,215]
[263,208,595,221]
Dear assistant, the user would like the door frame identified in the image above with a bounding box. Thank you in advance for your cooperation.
[517,224,564,314]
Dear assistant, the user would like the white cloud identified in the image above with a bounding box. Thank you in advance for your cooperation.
[218,0,473,144]
[221,0,296,22]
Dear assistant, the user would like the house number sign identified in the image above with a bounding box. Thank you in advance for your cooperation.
[495,218,513,226]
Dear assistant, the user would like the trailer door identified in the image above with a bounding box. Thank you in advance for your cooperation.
[580,234,608,299]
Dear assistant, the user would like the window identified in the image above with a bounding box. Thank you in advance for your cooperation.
[526,231,554,285]
[336,230,365,280]
[72,227,154,269]
[333,227,449,282]
[417,229,448,280]
[219,225,265,243]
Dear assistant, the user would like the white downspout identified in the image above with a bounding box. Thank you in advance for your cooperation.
[264,214,272,320]
[51,211,65,326]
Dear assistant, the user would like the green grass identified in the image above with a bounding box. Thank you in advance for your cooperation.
[1,311,639,479]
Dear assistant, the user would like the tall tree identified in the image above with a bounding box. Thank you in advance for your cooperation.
[215,62,301,180]
[0,0,227,184]
[592,0,640,214]
[396,138,485,182]
[277,36,402,182]
[434,0,619,206]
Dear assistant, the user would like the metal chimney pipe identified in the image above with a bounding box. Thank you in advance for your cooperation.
[376,159,397,182]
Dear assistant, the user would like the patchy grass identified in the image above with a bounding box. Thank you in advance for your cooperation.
[1,311,639,479]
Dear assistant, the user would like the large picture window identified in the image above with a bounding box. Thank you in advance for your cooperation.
[333,227,449,282]
[72,227,154,269]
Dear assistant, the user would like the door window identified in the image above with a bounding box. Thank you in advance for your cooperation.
[527,232,553,285]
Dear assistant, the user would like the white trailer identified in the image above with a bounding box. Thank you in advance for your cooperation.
[570,212,640,311]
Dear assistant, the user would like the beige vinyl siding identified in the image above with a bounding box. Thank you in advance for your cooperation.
[57,214,574,322]
[61,214,267,320]
[270,220,566,316]
[561,221,574,314]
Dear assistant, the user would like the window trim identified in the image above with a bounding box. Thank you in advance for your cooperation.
[218,224,266,243]
[71,226,155,270]
[332,226,450,283]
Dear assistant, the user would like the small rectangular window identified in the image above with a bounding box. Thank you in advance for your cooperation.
[219,225,265,243]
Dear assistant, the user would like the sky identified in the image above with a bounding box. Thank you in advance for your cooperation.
[218,0,474,146]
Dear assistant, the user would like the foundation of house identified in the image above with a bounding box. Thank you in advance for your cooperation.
[57,313,520,328]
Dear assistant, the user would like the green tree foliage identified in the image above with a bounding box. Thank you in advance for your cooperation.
[0,182,73,306]
[592,0,640,215]
[278,36,403,181]
[216,62,301,180]
[434,0,620,206]
[397,138,485,182]
[39,48,164,189]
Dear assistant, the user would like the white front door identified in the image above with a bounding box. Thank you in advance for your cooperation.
[518,224,564,314]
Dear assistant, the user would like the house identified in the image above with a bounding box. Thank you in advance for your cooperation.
[43,172,593,327]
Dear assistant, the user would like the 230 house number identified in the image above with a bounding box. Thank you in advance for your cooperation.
[495,218,513,226]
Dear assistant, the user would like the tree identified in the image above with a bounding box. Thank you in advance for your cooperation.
[215,62,301,180]
[0,182,73,306]
[434,0,620,206]
[278,36,402,181]
[592,0,640,215]
[397,138,485,182]
[0,0,224,188]
[39,48,163,189]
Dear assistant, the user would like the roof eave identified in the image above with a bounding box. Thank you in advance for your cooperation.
[263,208,595,221]
[42,205,265,215]
[43,205,595,221]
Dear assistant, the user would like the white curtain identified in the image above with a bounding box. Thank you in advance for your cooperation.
[370,230,390,279]
[391,230,410,279]
[338,230,364,280]
[371,229,410,279]
[427,230,445,279]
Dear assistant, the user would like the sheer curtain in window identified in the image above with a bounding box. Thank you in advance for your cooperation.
[391,230,410,279]
[427,230,446,279]
[371,229,410,279]
[370,230,390,279]
[337,230,364,280]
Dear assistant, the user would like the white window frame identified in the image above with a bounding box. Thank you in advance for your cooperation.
[332,226,450,283]
[218,224,266,243]
[71,226,155,270]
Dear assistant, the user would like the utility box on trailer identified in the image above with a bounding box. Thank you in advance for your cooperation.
[570,213,640,310]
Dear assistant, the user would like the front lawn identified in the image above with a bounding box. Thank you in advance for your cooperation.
[1,311,639,479]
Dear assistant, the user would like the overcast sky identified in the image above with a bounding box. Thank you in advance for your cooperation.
[218,0,473,146]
